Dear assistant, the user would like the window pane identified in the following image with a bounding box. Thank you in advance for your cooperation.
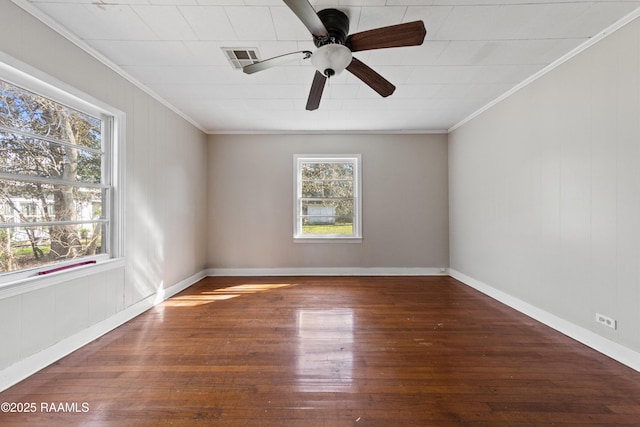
[302,222,353,235]
[0,180,104,224]
[0,223,105,273]
[301,162,354,181]
[301,179,352,198]
[0,132,102,184]
[301,199,353,235]
[0,80,102,150]
[302,200,353,221]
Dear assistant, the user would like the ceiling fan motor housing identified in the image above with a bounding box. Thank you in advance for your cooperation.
[315,9,350,46]
[312,8,352,77]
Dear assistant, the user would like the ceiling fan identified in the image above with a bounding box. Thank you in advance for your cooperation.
[243,0,427,111]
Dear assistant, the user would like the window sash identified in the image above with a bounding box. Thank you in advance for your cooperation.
[0,125,104,156]
[0,172,110,189]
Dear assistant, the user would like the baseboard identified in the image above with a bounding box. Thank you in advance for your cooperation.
[206,267,448,276]
[449,269,640,373]
[0,270,206,392]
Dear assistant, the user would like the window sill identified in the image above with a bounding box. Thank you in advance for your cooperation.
[0,257,126,300]
[294,237,363,243]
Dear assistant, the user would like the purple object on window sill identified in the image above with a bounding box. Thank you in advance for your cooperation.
[37,260,97,275]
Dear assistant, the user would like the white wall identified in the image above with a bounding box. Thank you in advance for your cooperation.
[207,133,449,273]
[0,1,208,388]
[449,17,640,360]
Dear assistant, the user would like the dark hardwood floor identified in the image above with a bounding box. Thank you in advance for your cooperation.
[1,276,639,426]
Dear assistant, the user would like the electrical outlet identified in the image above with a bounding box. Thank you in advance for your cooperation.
[596,313,617,330]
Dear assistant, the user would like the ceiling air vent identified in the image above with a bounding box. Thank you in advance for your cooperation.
[223,48,260,69]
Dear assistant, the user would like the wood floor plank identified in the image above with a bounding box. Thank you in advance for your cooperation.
[1,276,639,426]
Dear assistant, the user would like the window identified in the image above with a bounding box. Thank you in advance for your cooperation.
[294,155,362,241]
[0,59,121,282]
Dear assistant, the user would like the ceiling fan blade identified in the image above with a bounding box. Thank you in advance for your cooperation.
[243,51,312,74]
[346,20,426,52]
[346,58,395,97]
[283,0,329,39]
[306,71,327,111]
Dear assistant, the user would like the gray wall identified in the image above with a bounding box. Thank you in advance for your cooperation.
[207,133,449,271]
[0,1,208,378]
[449,18,640,354]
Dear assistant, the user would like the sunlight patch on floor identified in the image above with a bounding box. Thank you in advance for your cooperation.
[163,283,296,307]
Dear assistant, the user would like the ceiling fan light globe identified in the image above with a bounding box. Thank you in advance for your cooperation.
[311,44,352,77]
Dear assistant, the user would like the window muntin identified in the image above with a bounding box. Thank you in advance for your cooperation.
[0,76,113,278]
[294,155,362,240]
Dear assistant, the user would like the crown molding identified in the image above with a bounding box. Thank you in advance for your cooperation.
[207,129,449,135]
[449,7,640,133]
[10,0,208,134]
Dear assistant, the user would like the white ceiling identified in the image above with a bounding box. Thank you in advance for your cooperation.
[17,0,640,133]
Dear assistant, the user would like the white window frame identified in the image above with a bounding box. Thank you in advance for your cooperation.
[293,154,362,242]
[0,53,125,288]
